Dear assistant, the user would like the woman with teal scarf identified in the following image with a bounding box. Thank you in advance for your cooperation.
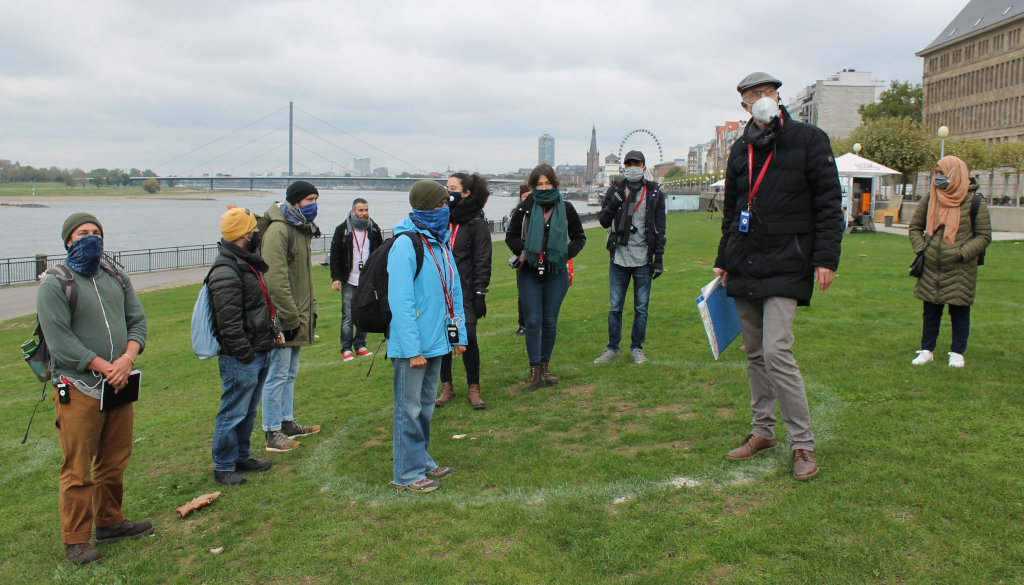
[505,164,587,391]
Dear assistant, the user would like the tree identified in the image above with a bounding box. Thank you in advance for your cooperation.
[858,81,923,122]
[992,141,1024,206]
[942,139,989,170]
[848,117,932,193]
[830,135,855,158]
[142,178,160,194]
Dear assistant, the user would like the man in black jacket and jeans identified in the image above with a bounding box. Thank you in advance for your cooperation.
[209,208,283,485]
[594,150,667,364]
[330,198,383,361]
[713,72,842,481]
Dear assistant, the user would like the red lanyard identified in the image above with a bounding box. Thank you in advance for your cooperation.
[747,144,774,208]
[421,235,456,319]
[352,228,368,261]
[631,185,647,213]
[448,224,460,249]
[250,267,276,319]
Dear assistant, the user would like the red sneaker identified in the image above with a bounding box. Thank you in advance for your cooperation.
[341,350,355,362]
[355,347,373,357]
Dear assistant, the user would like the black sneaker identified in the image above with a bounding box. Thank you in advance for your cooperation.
[281,420,321,438]
[95,519,154,544]
[214,470,247,485]
[234,457,272,472]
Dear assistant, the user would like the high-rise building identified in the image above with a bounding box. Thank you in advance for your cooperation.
[538,134,555,166]
[917,1,1024,145]
[788,69,886,138]
[353,158,371,176]
[586,125,600,177]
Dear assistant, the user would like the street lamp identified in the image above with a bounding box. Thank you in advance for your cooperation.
[937,126,950,158]
[853,143,862,156]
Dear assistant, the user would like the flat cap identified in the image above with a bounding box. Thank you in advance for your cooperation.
[737,72,782,94]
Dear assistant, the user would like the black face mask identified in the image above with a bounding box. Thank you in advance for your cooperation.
[247,232,261,252]
[448,190,463,207]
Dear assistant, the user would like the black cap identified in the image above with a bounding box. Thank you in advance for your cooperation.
[623,150,645,165]
[737,71,783,94]
[286,180,318,204]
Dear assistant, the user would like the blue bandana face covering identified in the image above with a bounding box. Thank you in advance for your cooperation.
[66,235,104,275]
[299,202,318,222]
[412,207,450,238]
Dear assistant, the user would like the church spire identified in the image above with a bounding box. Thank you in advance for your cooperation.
[588,124,598,155]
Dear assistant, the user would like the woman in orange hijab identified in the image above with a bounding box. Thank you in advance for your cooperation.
[908,155,991,368]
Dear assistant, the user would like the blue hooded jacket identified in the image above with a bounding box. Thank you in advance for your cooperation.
[386,217,467,359]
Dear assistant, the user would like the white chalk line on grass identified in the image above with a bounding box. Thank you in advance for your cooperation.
[298,377,847,508]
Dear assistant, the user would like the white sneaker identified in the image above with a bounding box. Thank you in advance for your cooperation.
[911,350,934,365]
[948,352,965,368]
[593,349,619,364]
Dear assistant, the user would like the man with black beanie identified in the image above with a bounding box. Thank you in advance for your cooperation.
[594,150,667,365]
[260,180,322,452]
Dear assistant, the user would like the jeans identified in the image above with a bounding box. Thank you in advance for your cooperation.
[921,301,971,354]
[607,262,652,351]
[213,352,269,471]
[392,356,441,485]
[340,282,367,352]
[262,346,301,432]
[517,269,570,366]
[734,296,814,451]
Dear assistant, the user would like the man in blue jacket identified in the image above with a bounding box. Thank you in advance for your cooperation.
[594,150,667,364]
[388,180,467,492]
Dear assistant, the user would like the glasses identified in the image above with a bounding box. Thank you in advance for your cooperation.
[742,87,778,102]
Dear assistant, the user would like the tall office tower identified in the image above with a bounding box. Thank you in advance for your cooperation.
[538,134,555,166]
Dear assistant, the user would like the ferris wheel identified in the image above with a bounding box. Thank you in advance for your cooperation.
[617,129,664,173]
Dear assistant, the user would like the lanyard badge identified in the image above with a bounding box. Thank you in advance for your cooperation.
[739,210,751,233]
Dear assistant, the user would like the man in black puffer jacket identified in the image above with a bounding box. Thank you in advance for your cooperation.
[713,72,843,481]
[208,208,284,486]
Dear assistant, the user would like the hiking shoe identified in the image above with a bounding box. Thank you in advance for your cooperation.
[355,347,372,357]
[593,349,618,364]
[911,349,934,365]
[726,434,778,461]
[948,352,965,368]
[631,349,647,363]
[95,519,154,544]
[234,457,272,472]
[65,543,103,565]
[213,470,247,486]
[281,420,321,438]
[514,326,526,337]
[394,478,441,493]
[793,449,820,480]
[265,431,300,452]
[426,466,456,479]
[342,350,355,362]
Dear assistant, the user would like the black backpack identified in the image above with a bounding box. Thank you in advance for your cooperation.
[352,231,424,337]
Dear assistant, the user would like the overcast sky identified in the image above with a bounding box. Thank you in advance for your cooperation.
[0,0,970,176]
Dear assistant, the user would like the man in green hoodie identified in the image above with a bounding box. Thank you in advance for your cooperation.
[36,213,153,565]
[260,181,322,452]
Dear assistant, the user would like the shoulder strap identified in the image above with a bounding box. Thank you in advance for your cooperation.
[205,257,244,285]
[98,259,126,291]
[970,194,981,232]
[399,231,425,278]
[46,265,78,313]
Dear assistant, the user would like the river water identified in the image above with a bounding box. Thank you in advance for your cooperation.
[2,189,522,259]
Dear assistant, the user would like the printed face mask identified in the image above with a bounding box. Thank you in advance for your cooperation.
[66,234,104,275]
[750,96,780,124]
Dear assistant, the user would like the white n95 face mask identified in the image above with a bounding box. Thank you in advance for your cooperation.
[751,96,780,124]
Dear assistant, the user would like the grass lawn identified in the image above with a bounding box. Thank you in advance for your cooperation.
[0,182,148,198]
[0,213,1021,584]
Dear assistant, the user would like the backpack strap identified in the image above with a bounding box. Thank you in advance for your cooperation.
[204,257,245,285]
[400,231,425,278]
[45,265,79,313]
[970,193,981,232]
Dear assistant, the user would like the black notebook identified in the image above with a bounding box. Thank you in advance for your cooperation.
[100,370,142,411]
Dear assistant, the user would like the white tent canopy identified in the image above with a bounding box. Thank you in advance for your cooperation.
[835,153,900,177]
[710,178,725,188]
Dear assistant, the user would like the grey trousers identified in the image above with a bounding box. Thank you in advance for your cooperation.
[734,296,814,451]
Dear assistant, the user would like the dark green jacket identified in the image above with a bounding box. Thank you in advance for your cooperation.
[909,193,991,306]
[208,242,278,362]
[36,264,147,399]
[261,203,317,346]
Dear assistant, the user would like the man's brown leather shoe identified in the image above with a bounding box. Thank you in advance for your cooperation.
[792,449,819,480]
[725,434,778,461]
[65,543,103,565]
[95,519,154,544]
[435,382,455,407]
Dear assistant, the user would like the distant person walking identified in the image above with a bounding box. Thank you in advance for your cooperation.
[513,184,530,337]
[388,180,467,492]
[506,164,587,392]
[593,150,667,365]
[260,180,322,452]
[330,197,383,362]
[908,155,991,368]
[208,208,282,486]
[713,72,843,481]
[37,213,152,565]
[436,172,492,409]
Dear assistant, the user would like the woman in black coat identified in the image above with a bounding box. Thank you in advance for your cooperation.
[436,172,492,409]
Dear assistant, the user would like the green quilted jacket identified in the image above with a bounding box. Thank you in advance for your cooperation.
[908,192,991,306]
